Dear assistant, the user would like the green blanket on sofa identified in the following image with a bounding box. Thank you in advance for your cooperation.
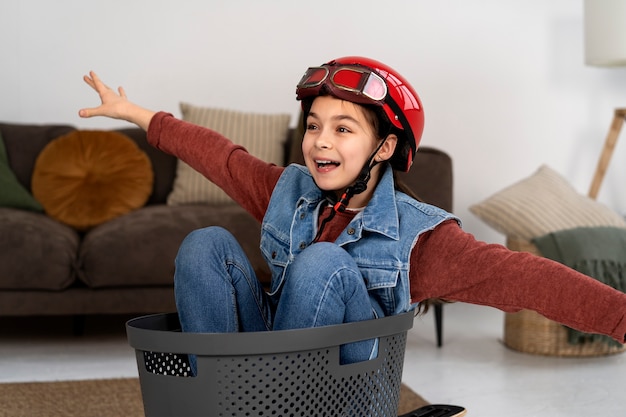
[532,226,626,347]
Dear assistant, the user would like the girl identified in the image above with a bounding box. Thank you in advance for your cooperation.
[79,57,626,367]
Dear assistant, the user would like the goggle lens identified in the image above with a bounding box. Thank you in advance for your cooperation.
[298,67,328,88]
[332,69,363,91]
[361,72,387,101]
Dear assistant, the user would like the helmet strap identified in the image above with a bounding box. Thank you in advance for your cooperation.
[311,130,391,244]
[333,136,388,213]
[312,164,375,244]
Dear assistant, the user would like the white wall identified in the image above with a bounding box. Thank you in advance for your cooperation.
[2,0,626,244]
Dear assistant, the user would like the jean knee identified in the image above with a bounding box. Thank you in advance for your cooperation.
[303,242,354,264]
[287,242,359,286]
[176,226,232,263]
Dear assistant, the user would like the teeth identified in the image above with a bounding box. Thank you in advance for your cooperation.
[316,160,338,166]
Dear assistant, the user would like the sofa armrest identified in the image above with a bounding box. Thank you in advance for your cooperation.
[397,147,453,213]
[0,123,75,191]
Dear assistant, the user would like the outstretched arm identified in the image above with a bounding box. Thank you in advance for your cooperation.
[78,71,155,131]
[410,221,626,344]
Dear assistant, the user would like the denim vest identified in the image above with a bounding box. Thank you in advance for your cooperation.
[260,164,459,316]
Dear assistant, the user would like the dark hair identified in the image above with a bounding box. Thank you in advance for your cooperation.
[301,94,393,141]
[302,94,412,172]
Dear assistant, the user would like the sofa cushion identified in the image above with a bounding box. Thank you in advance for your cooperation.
[114,127,178,205]
[31,130,154,231]
[0,208,79,290]
[79,204,269,288]
[470,165,626,240]
[0,131,43,212]
[166,104,291,205]
[0,123,75,191]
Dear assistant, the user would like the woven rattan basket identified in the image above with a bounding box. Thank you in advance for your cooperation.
[503,237,625,357]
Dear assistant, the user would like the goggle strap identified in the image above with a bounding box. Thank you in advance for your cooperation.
[384,96,416,169]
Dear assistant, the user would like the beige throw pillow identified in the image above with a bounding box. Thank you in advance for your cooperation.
[469,165,626,240]
[167,103,291,205]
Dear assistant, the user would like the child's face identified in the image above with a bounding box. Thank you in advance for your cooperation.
[302,95,393,207]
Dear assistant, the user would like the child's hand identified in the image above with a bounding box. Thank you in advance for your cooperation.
[78,71,155,130]
[79,71,130,119]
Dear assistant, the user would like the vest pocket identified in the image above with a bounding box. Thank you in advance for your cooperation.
[361,268,400,316]
[260,233,290,294]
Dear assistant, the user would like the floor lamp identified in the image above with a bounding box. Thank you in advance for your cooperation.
[588,108,626,199]
[584,0,626,199]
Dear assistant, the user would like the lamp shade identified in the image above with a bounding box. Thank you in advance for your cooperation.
[584,0,626,67]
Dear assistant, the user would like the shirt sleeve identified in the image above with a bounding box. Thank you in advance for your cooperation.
[409,220,626,344]
[146,112,284,222]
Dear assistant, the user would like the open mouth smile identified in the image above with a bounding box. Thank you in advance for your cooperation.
[315,159,340,169]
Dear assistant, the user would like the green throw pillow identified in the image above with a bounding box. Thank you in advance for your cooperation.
[0,130,44,212]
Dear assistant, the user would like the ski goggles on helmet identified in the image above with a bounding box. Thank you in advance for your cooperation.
[296,64,389,106]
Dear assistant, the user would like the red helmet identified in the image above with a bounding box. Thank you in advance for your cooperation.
[296,56,424,172]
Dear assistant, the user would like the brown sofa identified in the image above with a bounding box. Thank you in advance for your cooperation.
[0,121,453,324]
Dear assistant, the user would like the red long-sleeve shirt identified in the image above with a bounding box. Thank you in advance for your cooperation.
[147,112,626,343]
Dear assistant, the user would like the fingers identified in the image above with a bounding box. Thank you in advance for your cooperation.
[82,72,108,96]
[80,72,103,118]
[83,74,96,90]
[87,71,101,86]
[78,107,99,118]
[83,71,116,94]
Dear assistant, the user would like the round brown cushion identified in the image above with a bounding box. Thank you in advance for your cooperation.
[32,130,153,231]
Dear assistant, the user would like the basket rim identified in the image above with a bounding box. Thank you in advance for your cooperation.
[126,310,415,356]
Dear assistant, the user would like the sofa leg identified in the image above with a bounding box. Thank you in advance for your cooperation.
[434,303,443,347]
[73,315,86,336]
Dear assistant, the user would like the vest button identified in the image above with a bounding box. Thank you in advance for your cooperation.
[300,212,306,220]
[271,251,277,259]
[299,242,307,249]
[347,228,356,235]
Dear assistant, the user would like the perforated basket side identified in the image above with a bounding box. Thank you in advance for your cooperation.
[127,311,414,355]
[127,312,414,417]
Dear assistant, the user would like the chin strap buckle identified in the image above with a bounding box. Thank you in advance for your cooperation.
[333,192,349,213]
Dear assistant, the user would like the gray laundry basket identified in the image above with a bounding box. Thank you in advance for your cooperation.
[126,311,414,417]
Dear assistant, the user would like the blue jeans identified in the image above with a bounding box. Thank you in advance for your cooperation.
[174,226,376,371]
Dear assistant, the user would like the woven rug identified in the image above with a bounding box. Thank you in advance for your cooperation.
[0,378,428,417]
